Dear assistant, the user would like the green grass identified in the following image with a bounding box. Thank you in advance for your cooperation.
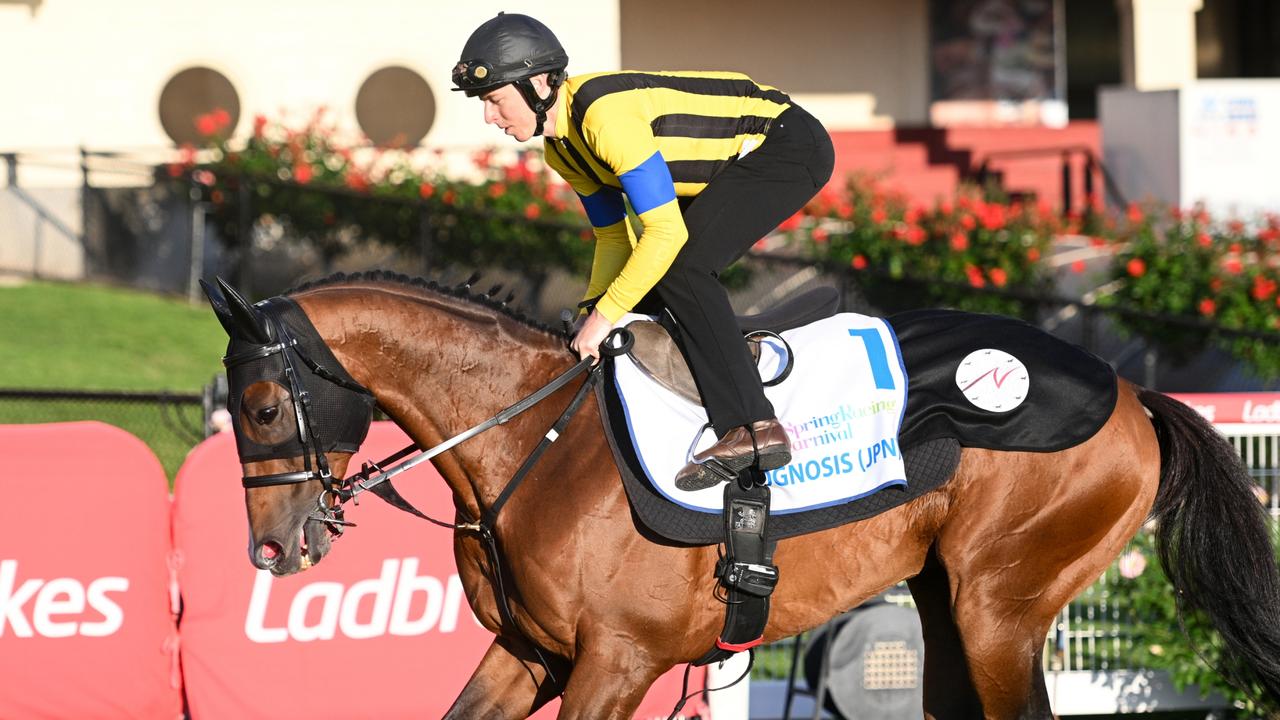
[0,280,226,390]
[0,280,228,479]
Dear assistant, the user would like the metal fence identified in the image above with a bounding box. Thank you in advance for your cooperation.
[0,387,210,482]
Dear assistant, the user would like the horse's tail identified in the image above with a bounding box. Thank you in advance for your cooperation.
[1139,387,1280,706]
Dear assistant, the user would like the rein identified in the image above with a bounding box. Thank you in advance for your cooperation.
[230,318,634,686]
[338,350,602,529]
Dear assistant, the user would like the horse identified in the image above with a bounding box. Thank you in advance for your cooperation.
[203,271,1280,720]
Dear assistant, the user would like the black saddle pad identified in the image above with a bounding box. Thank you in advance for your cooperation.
[598,308,1116,546]
[889,309,1117,452]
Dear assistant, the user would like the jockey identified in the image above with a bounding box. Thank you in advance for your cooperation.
[453,12,834,491]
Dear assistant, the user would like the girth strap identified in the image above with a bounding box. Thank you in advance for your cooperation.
[695,472,779,667]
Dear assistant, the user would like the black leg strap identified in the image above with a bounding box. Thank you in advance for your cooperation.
[695,469,778,666]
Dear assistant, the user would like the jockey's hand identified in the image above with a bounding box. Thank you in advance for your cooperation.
[570,309,614,363]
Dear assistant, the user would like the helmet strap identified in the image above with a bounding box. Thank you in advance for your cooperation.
[514,73,564,137]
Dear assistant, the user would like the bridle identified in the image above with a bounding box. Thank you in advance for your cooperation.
[224,303,635,540]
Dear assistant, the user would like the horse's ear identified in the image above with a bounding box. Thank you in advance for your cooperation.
[216,277,271,344]
[199,279,240,338]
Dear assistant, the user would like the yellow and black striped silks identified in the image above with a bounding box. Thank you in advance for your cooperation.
[542,71,791,322]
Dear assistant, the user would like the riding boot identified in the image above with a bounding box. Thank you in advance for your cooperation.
[674,418,791,491]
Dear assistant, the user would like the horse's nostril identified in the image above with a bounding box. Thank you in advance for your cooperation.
[258,542,283,567]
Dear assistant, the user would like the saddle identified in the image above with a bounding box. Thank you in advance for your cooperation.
[626,286,841,405]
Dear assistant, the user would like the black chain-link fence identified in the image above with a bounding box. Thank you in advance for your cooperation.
[0,388,211,483]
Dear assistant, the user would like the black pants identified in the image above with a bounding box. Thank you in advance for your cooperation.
[635,105,835,435]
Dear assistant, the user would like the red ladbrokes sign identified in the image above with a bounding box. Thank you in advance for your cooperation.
[0,422,182,719]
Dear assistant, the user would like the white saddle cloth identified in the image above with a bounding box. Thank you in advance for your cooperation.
[612,312,909,514]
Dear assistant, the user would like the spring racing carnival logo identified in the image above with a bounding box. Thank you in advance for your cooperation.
[0,560,129,638]
[764,400,901,488]
[243,558,483,643]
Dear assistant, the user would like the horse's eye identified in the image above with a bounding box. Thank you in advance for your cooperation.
[255,406,280,425]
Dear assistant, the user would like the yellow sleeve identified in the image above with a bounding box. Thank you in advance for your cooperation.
[583,221,635,300]
[580,117,688,323]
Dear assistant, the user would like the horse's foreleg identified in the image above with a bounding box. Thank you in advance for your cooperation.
[554,644,667,720]
[444,636,567,720]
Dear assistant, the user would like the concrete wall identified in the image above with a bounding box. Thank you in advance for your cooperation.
[0,0,622,187]
[619,0,929,130]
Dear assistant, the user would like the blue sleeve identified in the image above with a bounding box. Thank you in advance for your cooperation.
[619,151,678,215]
[578,187,627,228]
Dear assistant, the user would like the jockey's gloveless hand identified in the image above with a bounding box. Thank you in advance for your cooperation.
[570,309,614,363]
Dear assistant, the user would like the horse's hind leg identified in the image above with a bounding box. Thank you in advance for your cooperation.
[444,637,567,720]
[907,544,984,719]
[940,390,1160,719]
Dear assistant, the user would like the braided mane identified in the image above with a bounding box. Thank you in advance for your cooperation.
[285,270,567,339]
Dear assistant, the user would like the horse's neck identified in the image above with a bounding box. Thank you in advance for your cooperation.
[301,287,572,518]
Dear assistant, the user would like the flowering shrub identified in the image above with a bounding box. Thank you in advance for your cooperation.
[785,174,1058,317]
[1104,205,1280,375]
[170,109,592,277]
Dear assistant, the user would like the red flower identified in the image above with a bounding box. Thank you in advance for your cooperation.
[1197,232,1213,248]
[488,182,506,198]
[837,202,853,220]
[1224,257,1243,275]
[253,114,268,138]
[1026,247,1041,263]
[212,108,231,131]
[959,214,976,231]
[978,203,1006,231]
[1089,236,1108,248]
[1198,298,1216,316]
[1252,277,1276,301]
[778,211,804,232]
[1229,243,1243,255]
[812,227,829,244]
[949,232,969,252]
[1126,258,1147,277]
[905,225,926,246]
[293,164,313,184]
[851,254,868,270]
[524,203,541,219]
[871,208,888,225]
[348,169,371,192]
[965,264,985,288]
[419,183,435,199]
[1228,220,1245,235]
[1071,260,1086,273]
[904,206,923,224]
[210,190,224,205]
[1126,203,1144,224]
[166,163,184,178]
[1210,277,1224,292]
[989,267,1008,287]
[195,113,218,137]
[443,189,457,206]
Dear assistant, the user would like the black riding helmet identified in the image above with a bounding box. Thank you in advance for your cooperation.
[452,12,568,136]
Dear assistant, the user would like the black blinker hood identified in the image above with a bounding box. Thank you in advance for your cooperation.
[224,297,375,464]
